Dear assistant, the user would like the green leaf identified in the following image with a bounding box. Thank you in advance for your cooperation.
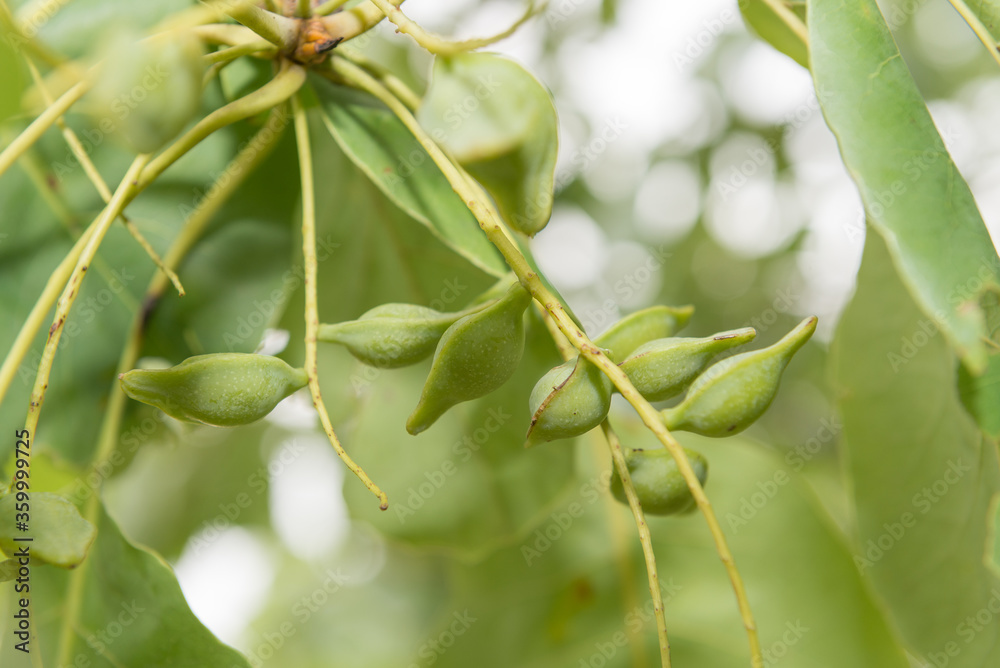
[959,353,1000,438]
[0,37,26,124]
[808,0,1000,372]
[418,52,558,237]
[424,435,907,667]
[0,492,96,567]
[310,75,508,277]
[958,0,1000,43]
[831,231,1000,666]
[739,0,809,68]
[2,503,251,668]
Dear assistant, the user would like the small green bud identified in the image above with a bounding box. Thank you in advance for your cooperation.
[620,327,757,401]
[595,305,694,362]
[610,447,707,516]
[318,304,462,369]
[662,317,817,437]
[89,28,205,154]
[120,353,308,427]
[407,283,531,434]
[526,356,612,446]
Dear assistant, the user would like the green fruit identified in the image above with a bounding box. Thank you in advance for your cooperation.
[610,447,707,516]
[407,282,531,434]
[89,28,205,154]
[119,353,308,427]
[595,305,694,362]
[525,356,612,446]
[620,327,757,401]
[318,304,464,369]
[662,316,817,437]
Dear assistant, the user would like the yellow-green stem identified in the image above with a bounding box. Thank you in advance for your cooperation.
[318,0,404,42]
[0,79,89,179]
[948,0,1000,69]
[139,62,306,188]
[367,0,540,55]
[292,94,388,509]
[314,0,351,16]
[330,55,762,667]
[55,107,289,667]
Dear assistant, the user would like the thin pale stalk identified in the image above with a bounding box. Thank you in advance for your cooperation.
[318,0,403,42]
[314,0,351,16]
[292,94,388,509]
[367,0,539,55]
[204,39,276,64]
[18,155,149,464]
[336,44,422,110]
[225,2,299,49]
[947,0,1000,69]
[139,62,305,188]
[22,56,185,295]
[55,107,288,667]
[330,56,762,667]
[760,0,808,46]
[0,79,89,179]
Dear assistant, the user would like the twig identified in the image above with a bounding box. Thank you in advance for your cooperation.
[292,94,388,509]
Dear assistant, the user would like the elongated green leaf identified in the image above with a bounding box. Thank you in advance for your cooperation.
[739,0,809,68]
[418,53,558,237]
[311,75,508,277]
[831,231,1000,667]
[809,0,1000,372]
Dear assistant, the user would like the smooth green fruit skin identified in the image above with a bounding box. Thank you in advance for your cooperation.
[526,357,612,445]
[120,353,308,427]
[662,317,817,437]
[407,283,531,434]
[595,305,694,362]
[610,448,708,516]
[318,304,459,369]
[620,327,756,402]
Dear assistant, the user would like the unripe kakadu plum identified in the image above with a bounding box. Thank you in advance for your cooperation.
[318,304,465,369]
[594,305,694,362]
[406,282,531,434]
[620,328,756,402]
[661,316,817,437]
[610,447,708,516]
[525,356,612,446]
[119,353,308,427]
[88,28,205,154]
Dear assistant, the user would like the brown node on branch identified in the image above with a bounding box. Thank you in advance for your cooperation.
[293,17,341,64]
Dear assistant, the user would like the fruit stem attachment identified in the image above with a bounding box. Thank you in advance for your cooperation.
[367,0,541,55]
[329,55,762,667]
[225,2,299,50]
[292,93,388,510]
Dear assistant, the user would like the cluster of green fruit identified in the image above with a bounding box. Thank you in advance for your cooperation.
[120,276,815,516]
